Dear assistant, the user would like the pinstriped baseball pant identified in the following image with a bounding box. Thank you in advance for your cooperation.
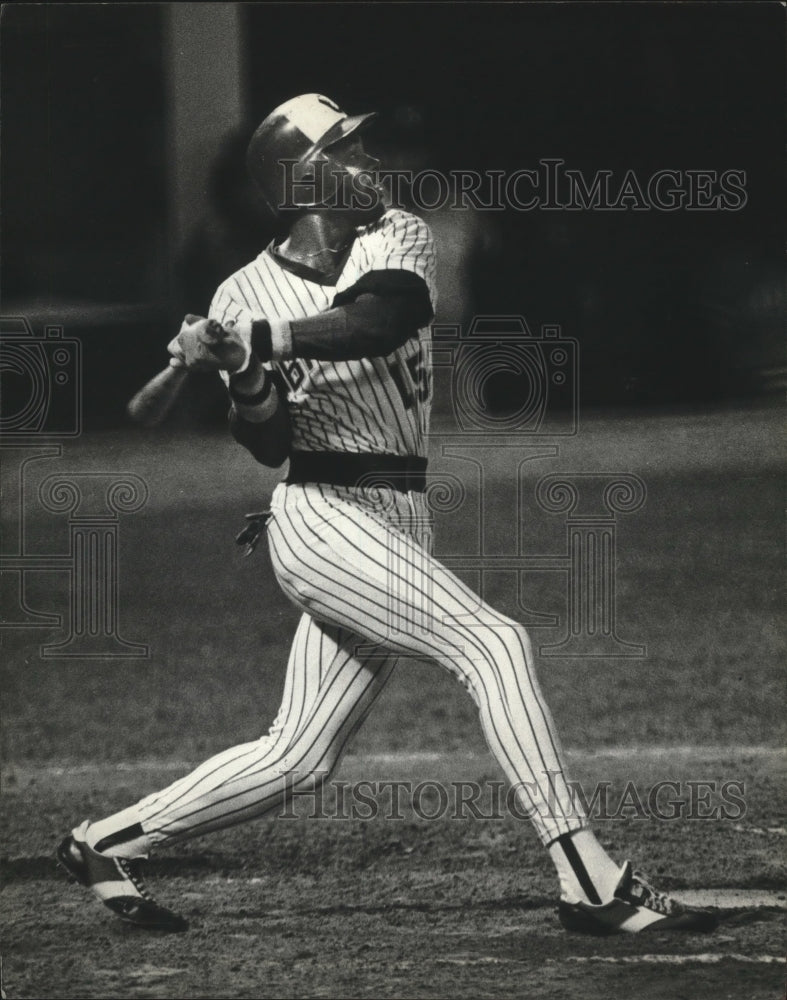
[133,482,587,848]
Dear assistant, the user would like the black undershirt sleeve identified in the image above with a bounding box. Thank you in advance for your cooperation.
[251,270,433,362]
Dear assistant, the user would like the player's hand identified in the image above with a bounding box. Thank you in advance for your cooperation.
[167,315,250,373]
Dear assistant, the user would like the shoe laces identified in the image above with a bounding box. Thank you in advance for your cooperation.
[625,869,682,916]
[116,857,156,903]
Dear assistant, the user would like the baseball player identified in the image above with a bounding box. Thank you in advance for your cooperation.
[58,94,717,937]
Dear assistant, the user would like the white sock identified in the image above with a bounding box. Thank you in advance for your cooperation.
[548,829,623,904]
[84,806,152,859]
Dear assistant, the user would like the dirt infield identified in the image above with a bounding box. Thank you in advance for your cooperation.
[2,408,785,998]
[3,749,785,999]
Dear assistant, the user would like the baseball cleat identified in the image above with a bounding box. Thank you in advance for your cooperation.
[57,821,188,932]
[558,861,718,935]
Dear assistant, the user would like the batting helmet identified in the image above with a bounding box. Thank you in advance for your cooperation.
[246,94,381,216]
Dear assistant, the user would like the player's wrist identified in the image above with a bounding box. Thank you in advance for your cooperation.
[251,317,293,363]
[229,363,278,423]
[229,354,267,396]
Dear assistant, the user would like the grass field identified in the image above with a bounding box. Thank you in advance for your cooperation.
[1,404,785,999]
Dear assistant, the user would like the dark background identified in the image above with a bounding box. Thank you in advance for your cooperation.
[2,2,784,427]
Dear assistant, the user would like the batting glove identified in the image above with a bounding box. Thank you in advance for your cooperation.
[167,314,251,373]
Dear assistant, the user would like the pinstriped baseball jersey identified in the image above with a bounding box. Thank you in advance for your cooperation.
[209,209,436,457]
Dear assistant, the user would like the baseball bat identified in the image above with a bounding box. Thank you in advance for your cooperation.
[126,365,189,427]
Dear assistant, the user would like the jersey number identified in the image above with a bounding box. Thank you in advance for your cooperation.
[388,352,428,411]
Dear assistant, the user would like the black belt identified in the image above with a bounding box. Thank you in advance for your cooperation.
[286,451,428,493]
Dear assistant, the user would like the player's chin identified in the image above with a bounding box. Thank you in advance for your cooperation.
[336,180,387,225]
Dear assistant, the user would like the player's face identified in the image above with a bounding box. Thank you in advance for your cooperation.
[325,135,385,222]
[329,136,379,181]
